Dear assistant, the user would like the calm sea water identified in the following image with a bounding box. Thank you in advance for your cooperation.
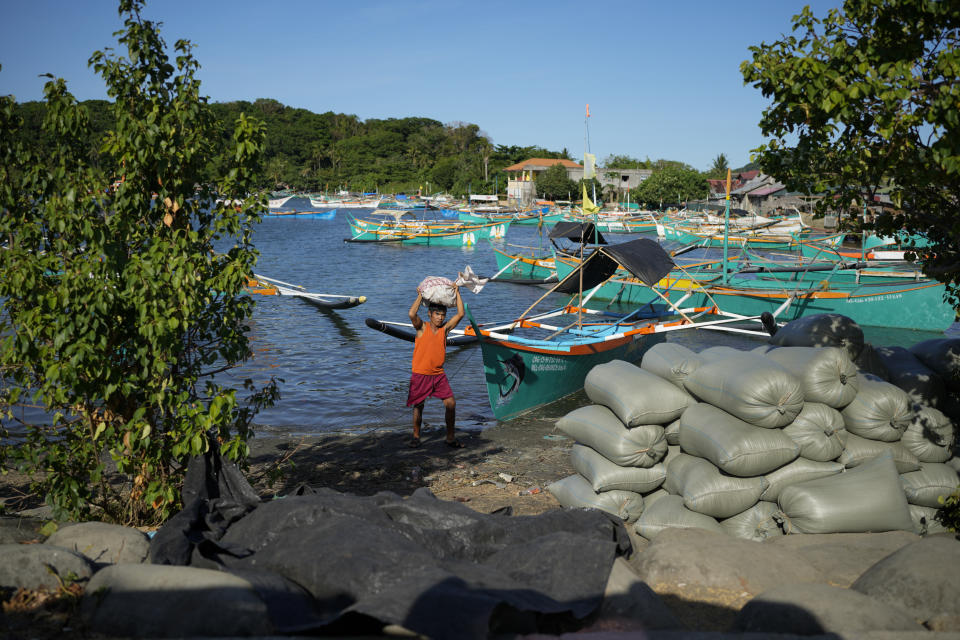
[4,198,954,439]
[234,198,959,438]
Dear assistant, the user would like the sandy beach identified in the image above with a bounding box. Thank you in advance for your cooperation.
[244,419,575,517]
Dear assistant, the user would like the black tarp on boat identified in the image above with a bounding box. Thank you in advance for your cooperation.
[549,221,607,245]
[149,447,631,639]
[553,237,676,294]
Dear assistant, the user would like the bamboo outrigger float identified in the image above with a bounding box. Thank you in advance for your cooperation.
[247,274,367,310]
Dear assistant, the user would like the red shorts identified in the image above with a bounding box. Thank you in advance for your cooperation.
[407,372,453,407]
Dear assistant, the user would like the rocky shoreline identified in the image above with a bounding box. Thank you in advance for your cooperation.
[2,422,959,639]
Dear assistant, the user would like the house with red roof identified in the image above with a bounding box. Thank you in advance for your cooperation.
[504,157,652,205]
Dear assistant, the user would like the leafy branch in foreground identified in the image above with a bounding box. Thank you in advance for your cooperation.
[741,0,960,307]
[0,0,279,525]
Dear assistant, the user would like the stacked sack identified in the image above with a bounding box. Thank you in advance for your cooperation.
[766,314,960,535]
[548,318,959,541]
[545,360,693,525]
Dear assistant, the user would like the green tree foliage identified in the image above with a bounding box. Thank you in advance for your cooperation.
[535,163,577,200]
[11,97,570,197]
[603,154,650,169]
[0,0,278,524]
[741,0,960,305]
[708,153,729,178]
[630,165,709,208]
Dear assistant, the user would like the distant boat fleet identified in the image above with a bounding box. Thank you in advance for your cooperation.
[250,186,953,421]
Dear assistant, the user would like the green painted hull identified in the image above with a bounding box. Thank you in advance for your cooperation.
[490,244,556,283]
[458,211,565,226]
[554,252,953,331]
[347,217,510,245]
[478,331,665,421]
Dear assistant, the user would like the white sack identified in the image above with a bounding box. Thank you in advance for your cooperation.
[632,494,724,540]
[760,458,845,502]
[546,473,644,523]
[782,403,848,462]
[556,405,666,468]
[899,462,960,508]
[678,403,800,477]
[837,432,920,473]
[840,374,913,442]
[585,360,694,427]
[667,452,767,519]
[778,453,914,534]
[720,501,789,541]
[570,444,666,494]
[754,345,859,409]
[900,404,955,464]
[640,342,703,389]
[683,351,804,428]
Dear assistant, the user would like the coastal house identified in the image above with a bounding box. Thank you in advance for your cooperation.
[504,157,652,205]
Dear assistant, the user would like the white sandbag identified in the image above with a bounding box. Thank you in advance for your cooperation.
[876,345,947,409]
[683,351,804,428]
[782,403,848,462]
[768,313,865,361]
[632,494,724,540]
[678,403,800,477]
[570,444,666,494]
[947,456,960,473]
[697,346,745,362]
[900,404,955,463]
[840,374,913,442]
[908,504,948,535]
[721,501,789,541]
[664,418,680,445]
[584,360,694,427]
[546,474,644,523]
[643,488,671,508]
[899,462,960,508]
[667,453,767,518]
[640,342,703,389]
[417,275,456,306]
[556,405,666,468]
[837,433,920,473]
[760,458,845,502]
[909,338,960,391]
[753,346,859,409]
[778,453,914,534]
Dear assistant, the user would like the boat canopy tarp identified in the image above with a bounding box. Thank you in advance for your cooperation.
[553,251,620,294]
[600,237,676,286]
[553,238,675,294]
[549,221,607,245]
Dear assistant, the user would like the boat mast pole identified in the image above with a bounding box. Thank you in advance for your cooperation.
[861,197,867,262]
[723,169,731,284]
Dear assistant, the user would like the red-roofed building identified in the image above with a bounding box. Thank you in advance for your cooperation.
[505,157,651,205]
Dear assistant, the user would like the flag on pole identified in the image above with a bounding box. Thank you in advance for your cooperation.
[582,184,600,215]
[585,104,590,118]
[584,153,596,180]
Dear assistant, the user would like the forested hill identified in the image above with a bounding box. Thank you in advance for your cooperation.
[10,97,570,195]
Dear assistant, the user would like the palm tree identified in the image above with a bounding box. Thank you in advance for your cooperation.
[710,153,729,177]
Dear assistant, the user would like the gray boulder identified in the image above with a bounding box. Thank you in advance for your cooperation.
[0,543,95,589]
[852,536,960,627]
[45,521,150,566]
[630,527,822,597]
[765,530,919,587]
[0,516,44,544]
[734,583,924,634]
[592,557,682,631]
[82,563,275,637]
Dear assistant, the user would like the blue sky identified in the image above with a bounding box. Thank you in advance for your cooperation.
[1,1,841,171]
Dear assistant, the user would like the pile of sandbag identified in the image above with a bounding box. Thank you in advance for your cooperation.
[548,315,959,542]
[546,360,690,525]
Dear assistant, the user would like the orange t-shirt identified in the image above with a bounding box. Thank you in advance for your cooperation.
[412,323,446,375]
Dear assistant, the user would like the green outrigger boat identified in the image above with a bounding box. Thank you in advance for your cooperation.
[345,215,510,246]
[553,246,953,331]
[468,237,782,420]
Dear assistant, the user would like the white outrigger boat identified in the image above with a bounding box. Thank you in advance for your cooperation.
[247,274,367,310]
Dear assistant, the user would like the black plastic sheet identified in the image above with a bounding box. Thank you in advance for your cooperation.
[150,452,630,639]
